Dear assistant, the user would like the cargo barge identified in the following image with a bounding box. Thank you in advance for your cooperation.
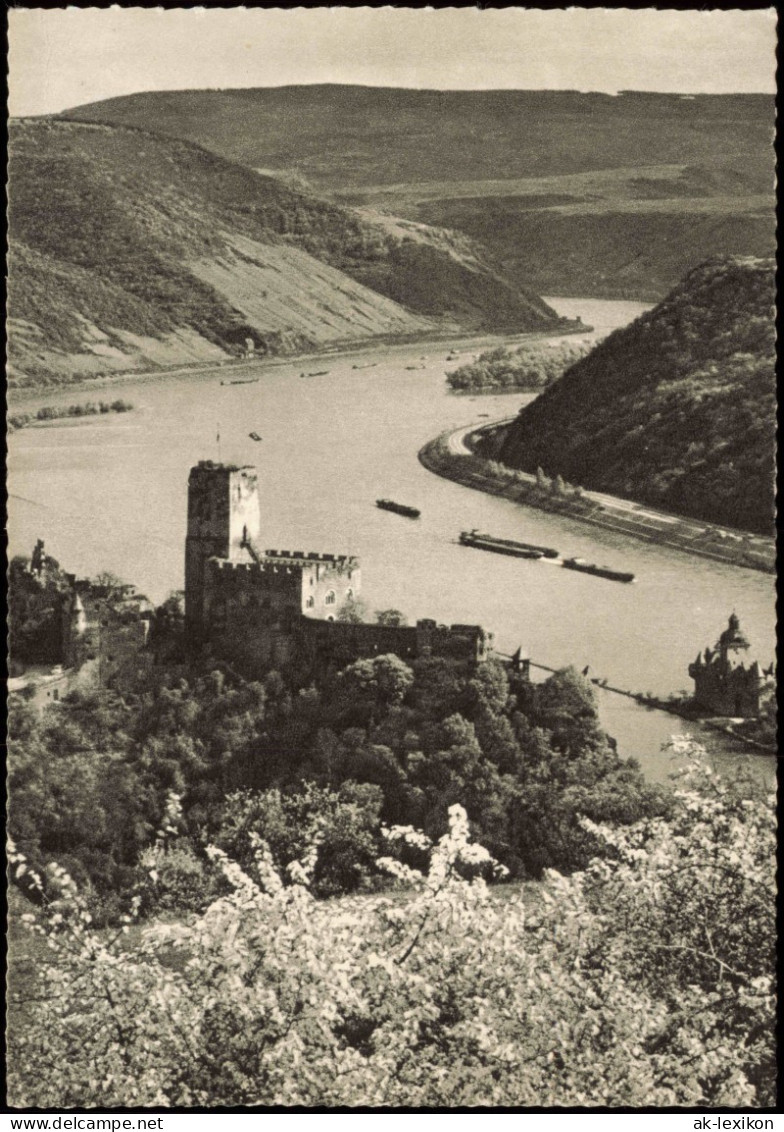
[465,530,559,558]
[377,499,421,519]
[562,557,635,583]
[459,531,543,559]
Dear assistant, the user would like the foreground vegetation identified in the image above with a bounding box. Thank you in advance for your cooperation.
[8,751,775,1107]
[493,257,776,536]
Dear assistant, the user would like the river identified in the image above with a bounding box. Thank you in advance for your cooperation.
[8,299,776,786]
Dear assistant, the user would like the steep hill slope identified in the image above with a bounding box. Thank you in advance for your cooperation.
[8,119,559,388]
[490,258,776,535]
[60,87,775,301]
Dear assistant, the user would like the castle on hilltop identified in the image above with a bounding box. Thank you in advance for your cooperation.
[185,461,493,672]
[688,613,774,717]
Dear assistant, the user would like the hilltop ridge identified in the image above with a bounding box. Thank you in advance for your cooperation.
[56,86,775,302]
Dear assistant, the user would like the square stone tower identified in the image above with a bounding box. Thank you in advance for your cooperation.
[185,462,260,634]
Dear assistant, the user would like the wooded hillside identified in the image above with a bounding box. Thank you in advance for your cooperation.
[492,257,776,535]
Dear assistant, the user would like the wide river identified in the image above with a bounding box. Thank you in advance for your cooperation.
[8,297,776,786]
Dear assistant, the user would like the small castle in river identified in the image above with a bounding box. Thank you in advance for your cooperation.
[688,613,774,717]
[185,461,492,672]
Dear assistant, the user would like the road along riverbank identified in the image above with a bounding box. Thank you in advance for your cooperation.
[418,422,775,575]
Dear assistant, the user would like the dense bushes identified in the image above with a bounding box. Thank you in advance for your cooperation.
[8,645,672,917]
[9,399,133,431]
[447,340,590,392]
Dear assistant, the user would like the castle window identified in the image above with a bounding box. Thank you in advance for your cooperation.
[306,595,315,609]
[346,588,353,600]
[325,590,336,606]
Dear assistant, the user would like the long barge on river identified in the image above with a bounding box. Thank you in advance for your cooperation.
[459,531,544,559]
[562,557,635,583]
[377,499,421,519]
[459,530,558,559]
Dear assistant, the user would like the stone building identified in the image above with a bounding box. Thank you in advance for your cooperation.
[9,540,154,705]
[185,460,492,671]
[688,613,774,717]
[65,581,154,688]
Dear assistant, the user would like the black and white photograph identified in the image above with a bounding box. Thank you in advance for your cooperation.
[6,6,777,1112]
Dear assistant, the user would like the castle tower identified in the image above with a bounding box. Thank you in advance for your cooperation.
[717,612,750,662]
[185,462,261,634]
[688,612,769,717]
[62,592,87,668]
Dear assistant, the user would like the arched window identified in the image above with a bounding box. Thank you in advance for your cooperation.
[325,590,336,606]
[346,588,354,600]
[306,595,315,609]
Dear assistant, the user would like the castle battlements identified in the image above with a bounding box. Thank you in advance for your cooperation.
[264,549,359,568]
[211,559,300,577]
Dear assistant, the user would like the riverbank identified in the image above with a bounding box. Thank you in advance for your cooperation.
[418,424,775,575]
[8,319,583,407]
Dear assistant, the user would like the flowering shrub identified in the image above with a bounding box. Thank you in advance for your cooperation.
[7,750,775,1108]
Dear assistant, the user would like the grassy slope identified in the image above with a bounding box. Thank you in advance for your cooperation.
[60,87,775,302]
[8,119,558,388]
[61,87,774,190]
[493,257,776,535]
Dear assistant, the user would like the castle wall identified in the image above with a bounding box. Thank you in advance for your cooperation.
[689,659,764,717]
[296,617,492,669]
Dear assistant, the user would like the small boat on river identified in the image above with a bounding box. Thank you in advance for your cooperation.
[461,530,559,558]
[353,363,378,370]
[249,432,262,442]
[562,557,636,583]
[377,499,421,519]
[459,531,544,559]
[221,377,259,386]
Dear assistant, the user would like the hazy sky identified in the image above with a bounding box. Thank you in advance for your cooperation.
[8,7,778,118]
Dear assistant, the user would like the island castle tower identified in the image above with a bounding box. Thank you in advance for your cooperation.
[688,613,774,717]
